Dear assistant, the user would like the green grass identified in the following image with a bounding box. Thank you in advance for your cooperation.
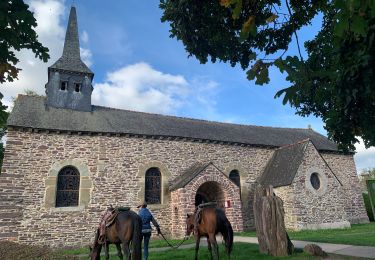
[60,236,195,256]
[239,223,375,247]
[92,243,360,260]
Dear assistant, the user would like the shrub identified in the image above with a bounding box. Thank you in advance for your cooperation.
[362,193,374,222]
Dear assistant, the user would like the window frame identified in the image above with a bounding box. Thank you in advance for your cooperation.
[74,83,82,92]
[55,166,80,208]
[144,167,162,205]
[60,81,68,91]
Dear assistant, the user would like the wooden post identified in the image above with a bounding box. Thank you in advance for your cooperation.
[253,184,294,256]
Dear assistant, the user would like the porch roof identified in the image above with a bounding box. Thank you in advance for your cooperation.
[170,162,212,191]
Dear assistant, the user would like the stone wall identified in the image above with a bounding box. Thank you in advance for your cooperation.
[0,129,273,247]
[1,129,368,247]
[322,153,369,224]
[170,164,243,237]
[275,142,350,230]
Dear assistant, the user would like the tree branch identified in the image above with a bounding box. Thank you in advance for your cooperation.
[285,0,304,61]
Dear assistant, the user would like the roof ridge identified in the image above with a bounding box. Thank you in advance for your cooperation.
[10,95,341,152]
[94,104,311,131]
[276,138,310,151]
[18,95,316,133]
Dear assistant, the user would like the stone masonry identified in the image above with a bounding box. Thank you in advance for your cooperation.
[0,128,368,247]
[275,141,351,230]
[0,129,271,247]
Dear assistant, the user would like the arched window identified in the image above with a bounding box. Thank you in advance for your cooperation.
[56,166,80,207]
[145,167,161,204]
[229,170,240,188]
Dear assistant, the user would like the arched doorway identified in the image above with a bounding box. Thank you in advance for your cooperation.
[195,181,225,207]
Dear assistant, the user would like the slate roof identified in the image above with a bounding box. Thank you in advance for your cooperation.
[170,162,211,191]
[257,140,309,188]
[49,7,93,75]
[8,95,340,152]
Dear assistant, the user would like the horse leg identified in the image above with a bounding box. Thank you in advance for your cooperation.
[116,243,123,260]
[208,234,219,260]
[122,241,130,260]
[207,236,213,260]
[104,242,110,260]
[194,235,201,260]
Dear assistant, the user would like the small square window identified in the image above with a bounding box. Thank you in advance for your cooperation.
[60,81,68,91]
[74,83,82,92]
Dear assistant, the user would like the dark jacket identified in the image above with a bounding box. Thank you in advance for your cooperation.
[138,207,159,233]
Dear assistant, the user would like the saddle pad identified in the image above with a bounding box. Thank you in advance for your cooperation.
[198,202,217,208]
[116,206,130,211]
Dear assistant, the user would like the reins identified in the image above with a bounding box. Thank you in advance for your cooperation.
[159,230,189,249]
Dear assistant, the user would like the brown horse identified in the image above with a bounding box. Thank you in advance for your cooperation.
[186,207,233,260]
[89,210,142,260]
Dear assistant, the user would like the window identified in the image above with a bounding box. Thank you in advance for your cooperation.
[60,81,68,91]
[229,170,240,187]
[74,83,82,92]
[145,167,161,204]
[310,172,320,190]
[56,166,80,207]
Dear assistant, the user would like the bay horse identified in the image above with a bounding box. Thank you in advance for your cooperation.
[89,210,142,260]
[186,207,233,260]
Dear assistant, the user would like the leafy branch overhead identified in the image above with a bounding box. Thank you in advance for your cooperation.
[0,0,50,83]
[160,0,375,151]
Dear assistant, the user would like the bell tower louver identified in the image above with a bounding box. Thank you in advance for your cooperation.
[45,6,94,112]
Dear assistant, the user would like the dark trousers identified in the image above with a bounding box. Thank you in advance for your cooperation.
[141,232,151,260]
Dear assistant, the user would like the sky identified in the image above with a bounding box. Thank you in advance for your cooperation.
[1,0,374,172]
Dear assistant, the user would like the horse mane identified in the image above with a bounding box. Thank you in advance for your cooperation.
[215,208,233,255]
[93,227,100,246]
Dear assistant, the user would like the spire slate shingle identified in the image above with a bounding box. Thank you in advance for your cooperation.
[49,6,93,75]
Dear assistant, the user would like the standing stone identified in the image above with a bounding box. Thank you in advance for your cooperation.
[303,244,327,257]
[253,184,294,256]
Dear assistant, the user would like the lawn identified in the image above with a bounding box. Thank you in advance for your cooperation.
[60,236,196,256]
[86,243,361,259]
[239,223,375,246]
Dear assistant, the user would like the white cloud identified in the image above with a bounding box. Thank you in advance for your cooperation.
[1,0,93,102]
[92,62,189,114]
[92,62,220,116]
[80,47,93,67]
[1,0,65,101]
[81,30,89,44]
[354,138,375,173]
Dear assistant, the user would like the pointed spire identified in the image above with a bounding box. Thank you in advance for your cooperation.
[62,6,80,59]
[49,6,93,75]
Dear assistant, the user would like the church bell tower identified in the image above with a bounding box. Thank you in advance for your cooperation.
[45,6,94,112]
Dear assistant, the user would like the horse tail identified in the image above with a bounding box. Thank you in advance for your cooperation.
[131,213,142,260]
[216,208,233,256]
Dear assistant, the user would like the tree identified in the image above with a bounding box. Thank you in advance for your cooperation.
[0,0,49,171]
[0,0,49,83]
[0,93,8,173]
[361,168,375,178]
[160,0,375,151]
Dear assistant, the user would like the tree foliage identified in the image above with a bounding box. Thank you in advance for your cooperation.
[160,0,375,151]
[0,0,49,83]
[0,93,8,173]
[361,168,375,178]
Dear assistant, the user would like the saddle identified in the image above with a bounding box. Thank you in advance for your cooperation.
[195,202,217,226]
[98,206,130,244]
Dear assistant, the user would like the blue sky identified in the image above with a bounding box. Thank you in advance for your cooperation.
[2,0,374,171]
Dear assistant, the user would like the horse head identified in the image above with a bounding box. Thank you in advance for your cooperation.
[186,213,195,236]
[89,229,102,260]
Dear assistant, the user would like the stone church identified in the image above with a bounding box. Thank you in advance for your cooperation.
[0,7,368,247]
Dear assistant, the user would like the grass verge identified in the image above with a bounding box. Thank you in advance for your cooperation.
[238,223,375,246]
[88,243,363,259]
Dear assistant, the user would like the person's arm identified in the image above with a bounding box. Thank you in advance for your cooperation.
[151,216,161,234]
